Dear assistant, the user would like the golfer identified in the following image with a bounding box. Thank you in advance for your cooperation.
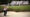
[3,6,8,16]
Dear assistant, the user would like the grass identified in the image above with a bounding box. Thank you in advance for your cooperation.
[8,6,30,11]
[0,5,30,11]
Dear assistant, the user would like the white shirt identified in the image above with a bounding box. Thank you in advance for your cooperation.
[3,8,7,10]
[3,6,8,10]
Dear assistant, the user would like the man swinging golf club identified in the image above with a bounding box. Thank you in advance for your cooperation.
[3,6,8,16]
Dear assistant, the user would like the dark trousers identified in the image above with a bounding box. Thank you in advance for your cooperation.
[4,10,7,16]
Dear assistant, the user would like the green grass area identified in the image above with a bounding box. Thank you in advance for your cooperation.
[8,6,30,11]
[0,6,4,12]
[0,6,4,10]
[0,6,30,12]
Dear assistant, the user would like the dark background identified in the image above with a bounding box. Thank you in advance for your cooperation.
[0,0,30,5]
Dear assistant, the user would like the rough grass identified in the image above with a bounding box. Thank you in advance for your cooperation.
[7,6,30,11]
[0,6,30,11]
[0,5,30,12]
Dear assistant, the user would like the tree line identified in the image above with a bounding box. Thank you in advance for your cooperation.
[0,0,30,5]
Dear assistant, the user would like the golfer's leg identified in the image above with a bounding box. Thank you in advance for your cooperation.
[4,10,7,16]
